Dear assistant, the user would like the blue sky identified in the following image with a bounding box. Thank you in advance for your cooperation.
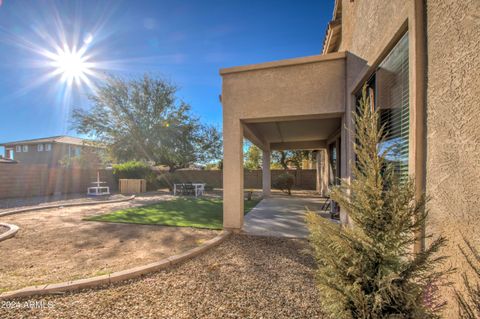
[0,0,333,152]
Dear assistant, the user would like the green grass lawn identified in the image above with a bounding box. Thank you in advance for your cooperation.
[85,198,260,230]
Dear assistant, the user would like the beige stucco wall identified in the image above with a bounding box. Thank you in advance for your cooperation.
[221,54,346,121]
[425,0,480,316]
[340,0,409,68]
[221,53,347,230]
[339,0,479,315]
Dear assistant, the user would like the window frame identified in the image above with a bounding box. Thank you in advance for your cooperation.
[45,144,52,152]
[16,145,22,153]
[37,144,44,152]
[354,31,410,179]
[22,145,29,152]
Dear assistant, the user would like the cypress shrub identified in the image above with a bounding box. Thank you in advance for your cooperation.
[306,87,450,319]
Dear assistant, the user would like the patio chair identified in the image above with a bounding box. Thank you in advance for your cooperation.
[183,183,196,196]
[320,197,331,211]
[320,197,340,220]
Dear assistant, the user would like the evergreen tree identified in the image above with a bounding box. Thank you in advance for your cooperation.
[455,238,480,319]
[306,87,450,319]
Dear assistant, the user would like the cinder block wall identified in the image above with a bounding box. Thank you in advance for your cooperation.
[0,164,116,199]
[157,169,317,190]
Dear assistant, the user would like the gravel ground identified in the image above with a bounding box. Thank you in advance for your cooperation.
[0,193,218,291]
[0,193,129,211]
[0,225,8,235]
[0,235,324,319]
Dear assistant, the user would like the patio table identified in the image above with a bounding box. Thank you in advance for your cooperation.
[173,183,205,197]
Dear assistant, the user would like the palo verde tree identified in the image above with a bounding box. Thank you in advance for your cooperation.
[306,86,450,319]
[72,74,222,171]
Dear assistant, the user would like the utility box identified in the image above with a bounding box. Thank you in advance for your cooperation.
[119,179,147,194]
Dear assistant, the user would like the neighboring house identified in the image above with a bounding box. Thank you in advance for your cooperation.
[0,136,101,167]
[220,0,478,248]
[0,157,17,164]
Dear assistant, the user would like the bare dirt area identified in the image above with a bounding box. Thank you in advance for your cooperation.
[0,193,219,292]
[0,191,180,212]
[0,235,324,319]
[0,225,8,235]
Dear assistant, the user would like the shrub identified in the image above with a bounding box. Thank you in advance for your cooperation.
[306,86,450,319]
[455,238,480,319]
[274,173,294,195]
[112,161,157,190]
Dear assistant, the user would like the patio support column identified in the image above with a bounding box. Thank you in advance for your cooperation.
[262,149,271,197]
[339,116,350,225]
[322,148,330,194]
[315,150,323,196]
[223,120,244,231]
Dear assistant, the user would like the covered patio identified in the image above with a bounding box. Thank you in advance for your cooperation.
[220,52,352,231]
[243,194,331,238]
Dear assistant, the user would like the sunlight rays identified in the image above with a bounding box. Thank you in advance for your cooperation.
[0,1,119,108]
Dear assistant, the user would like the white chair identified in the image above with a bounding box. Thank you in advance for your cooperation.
[87,171,110,196]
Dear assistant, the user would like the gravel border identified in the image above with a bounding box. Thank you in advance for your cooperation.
[0,234,324,319]
[0,231,231,300]
[0,195,135,218]
[0,223,18,242]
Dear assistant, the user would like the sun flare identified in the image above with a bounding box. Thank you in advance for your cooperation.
[51,45,91,83]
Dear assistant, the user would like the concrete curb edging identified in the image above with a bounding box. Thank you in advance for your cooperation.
[0,195,136,218]
[0,230,231,300]
[0,223,19,242]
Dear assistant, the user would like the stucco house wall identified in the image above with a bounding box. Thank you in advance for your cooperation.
[221,53,346,121]
[8,143,95,167]
[332,0,479,315]
[425,0,480,316]
[10,143,67,166]
[339,1,409,67]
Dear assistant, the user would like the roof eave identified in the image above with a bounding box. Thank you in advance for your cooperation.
[220,51,346,75]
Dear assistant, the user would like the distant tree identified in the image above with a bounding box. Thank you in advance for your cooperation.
[58,144,109,169]
[204,160,222,170]
[71,74,222,172]
[244,141,262,170]
[272,150,312,170]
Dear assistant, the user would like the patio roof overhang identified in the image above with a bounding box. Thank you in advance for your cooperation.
[220,51,347,230]
[220,51,346,151]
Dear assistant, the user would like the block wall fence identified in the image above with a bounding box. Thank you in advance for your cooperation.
[157,169,317,190]
[0,165,316,199]
[0,164,116,199]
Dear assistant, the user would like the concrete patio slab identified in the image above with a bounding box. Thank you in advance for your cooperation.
[243,195,327,238]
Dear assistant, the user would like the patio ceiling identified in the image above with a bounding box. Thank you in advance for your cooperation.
[244,117,341,151]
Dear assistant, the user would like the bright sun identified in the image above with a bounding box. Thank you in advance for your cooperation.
[52,45,90,83]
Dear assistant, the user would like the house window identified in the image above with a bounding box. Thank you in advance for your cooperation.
[16,145,22,152]
[45,144,52,151]
[22,145,29,152]
[356,32,409,179]
[75,146,81,157]
[329,143,337,185]
[37,144,44,152]
[5,149,13,159]
[377,32,409,179]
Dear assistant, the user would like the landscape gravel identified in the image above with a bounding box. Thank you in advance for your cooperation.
[0,234,324,319]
